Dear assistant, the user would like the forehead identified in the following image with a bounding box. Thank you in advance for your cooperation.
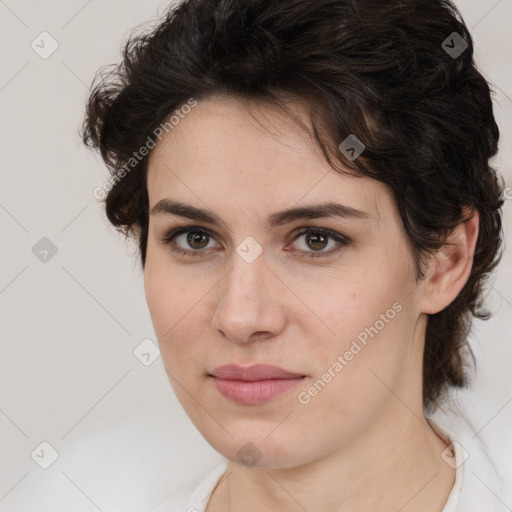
[148,95,324,175]
[146,95,393,224]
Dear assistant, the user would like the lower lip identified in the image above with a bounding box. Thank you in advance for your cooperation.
[211,377,305,405]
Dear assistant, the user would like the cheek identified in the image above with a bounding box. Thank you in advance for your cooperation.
[300,265,413,397]
[144,266,174,337]
[143,263,209,376]
[144,262,186,352]
[305,263,409,348]
[144,240,196,337]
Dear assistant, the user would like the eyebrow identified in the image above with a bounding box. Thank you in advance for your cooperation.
[150,199,370,230]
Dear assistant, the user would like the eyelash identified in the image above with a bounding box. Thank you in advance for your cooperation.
[159,226,350,259]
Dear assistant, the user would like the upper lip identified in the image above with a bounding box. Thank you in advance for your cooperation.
[209,364,305,381]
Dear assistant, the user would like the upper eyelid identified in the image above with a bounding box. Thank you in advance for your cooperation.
[162,224,344,239]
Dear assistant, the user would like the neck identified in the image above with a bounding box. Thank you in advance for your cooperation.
[207,407,455,512]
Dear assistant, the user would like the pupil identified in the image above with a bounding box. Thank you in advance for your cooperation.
[188,231,208,249]
[307,233,327,251]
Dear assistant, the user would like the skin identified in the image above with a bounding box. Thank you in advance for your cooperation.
[144,94,479,512]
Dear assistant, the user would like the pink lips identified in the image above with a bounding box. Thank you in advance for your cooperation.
[209,364,306,405]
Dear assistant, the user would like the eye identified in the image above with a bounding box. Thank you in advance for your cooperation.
[160,227,220,257]
[160,226,350,258]
[288,227,350,258]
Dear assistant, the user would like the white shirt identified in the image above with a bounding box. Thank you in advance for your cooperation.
[153,418,510,512]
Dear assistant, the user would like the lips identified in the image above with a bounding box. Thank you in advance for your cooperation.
[209,364,306,405]
[209,364,305,381]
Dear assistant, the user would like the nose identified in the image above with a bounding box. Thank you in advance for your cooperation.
[211,253,287,344]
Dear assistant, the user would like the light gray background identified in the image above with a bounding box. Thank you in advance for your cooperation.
[0,0,511,510]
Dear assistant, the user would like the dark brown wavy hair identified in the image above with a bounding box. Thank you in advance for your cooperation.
[81,0,504,412]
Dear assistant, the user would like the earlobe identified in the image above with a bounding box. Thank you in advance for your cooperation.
[420,209,480,315]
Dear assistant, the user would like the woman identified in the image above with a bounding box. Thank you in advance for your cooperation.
[82,0,509,510]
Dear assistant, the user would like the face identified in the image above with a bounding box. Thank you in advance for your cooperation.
[144,95,428,469]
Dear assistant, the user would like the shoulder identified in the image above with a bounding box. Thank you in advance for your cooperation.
[427,409,511,512]
[152,462,228,512]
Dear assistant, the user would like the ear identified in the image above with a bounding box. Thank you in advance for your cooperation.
[419,209,479,315]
